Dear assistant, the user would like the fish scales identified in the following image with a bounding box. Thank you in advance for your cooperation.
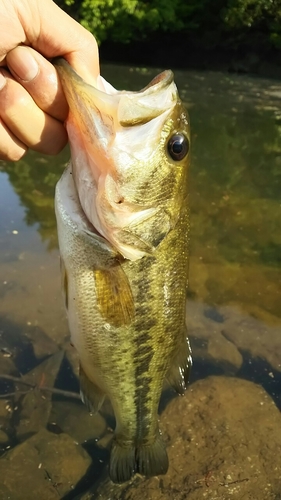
[54,58,191,484]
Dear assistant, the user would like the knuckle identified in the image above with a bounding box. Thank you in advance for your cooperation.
[82,29,99,55]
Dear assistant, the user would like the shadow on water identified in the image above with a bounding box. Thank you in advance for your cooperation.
[237,352,281,409]
[0,65,280,499]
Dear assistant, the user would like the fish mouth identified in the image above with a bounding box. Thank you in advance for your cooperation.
[54,58,176,144]
[54,58,179,259]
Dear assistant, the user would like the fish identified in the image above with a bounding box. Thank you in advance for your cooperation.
[54,58,192,484]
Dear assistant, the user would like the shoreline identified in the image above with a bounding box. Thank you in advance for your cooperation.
[100,37,281,80]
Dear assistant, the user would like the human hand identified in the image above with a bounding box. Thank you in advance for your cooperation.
[0,0,99,161]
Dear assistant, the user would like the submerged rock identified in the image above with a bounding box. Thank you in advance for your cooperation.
[218,304,281,372]
[187,300,243,372]
[187,300,281,373]
[0,399,11,418]
[49,399,107,444]
[0,353,17,377]
[15,351,64,439]
[89,376,281,500]
[0,428,91,499]
[24,324,59,359]
[0,429,9,444]
[64,340,79,378]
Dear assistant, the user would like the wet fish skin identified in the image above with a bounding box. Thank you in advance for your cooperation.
[54,59,191,484]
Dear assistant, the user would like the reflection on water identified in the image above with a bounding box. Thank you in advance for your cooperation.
[0,66,280,499]
[2,149,68,250]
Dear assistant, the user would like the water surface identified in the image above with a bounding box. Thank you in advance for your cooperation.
[0,65,280,499]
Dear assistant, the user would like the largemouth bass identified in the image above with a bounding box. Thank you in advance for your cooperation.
[54,58,191,484]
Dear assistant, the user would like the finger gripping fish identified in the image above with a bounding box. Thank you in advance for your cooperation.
[54,58,192,484]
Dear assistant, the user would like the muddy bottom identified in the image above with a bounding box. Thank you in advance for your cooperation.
[72,376,279,500]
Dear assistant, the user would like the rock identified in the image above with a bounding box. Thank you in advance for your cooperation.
[186,300,243,372]
[186,300,281,373]
[0,399,11,418]
[0,327,18,376]
[0,353,17,376]
[15,351,64,439]
[23,324,59,359]
[0,400,13,443]
[64,340,79,378]
[207,335,242,369]
[89,376,281,499]
[96,432,114,451]
[0,429,9,444]
[218,304,281,372]
[49,400,107,444]
[0,428,91,499]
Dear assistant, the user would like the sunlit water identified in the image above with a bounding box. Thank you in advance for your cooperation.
[0,65,280,500]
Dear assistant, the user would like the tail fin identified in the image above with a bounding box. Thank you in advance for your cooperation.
[109,434,168,484]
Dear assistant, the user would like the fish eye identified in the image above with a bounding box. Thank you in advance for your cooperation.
[167,133,189,161]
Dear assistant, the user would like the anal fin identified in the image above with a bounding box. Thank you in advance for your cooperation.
[166,335,192,395]
[79,363,105,413]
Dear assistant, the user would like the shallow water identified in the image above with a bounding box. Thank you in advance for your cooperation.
[0,65,280,499]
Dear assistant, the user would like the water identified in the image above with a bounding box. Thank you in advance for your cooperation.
[0,65,280,499]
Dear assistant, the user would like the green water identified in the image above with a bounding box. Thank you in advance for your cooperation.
[0,65,280,499]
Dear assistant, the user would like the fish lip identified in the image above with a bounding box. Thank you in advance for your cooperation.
[53,58,177,121]
[140,70,174,92]
[54,57,174,95]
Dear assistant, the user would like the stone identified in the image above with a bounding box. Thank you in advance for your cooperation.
[0,429,9,444]
[24,324,59,359]
[0,399,11,418]
[218,304,281,372]
[15,351,64,438]
[49,400,107,444]
[186,300,243,373]
[0,428,91,499]
[89,376,281,499]
[64,340,79,378]
[0,353,17,376]
[186,300,281,373]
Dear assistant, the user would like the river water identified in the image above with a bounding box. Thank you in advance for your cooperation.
[0,65,280,499]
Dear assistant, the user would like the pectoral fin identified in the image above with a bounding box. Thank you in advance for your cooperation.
[94,264,135,327]
[80,227,135,326]
[80,363,105,413]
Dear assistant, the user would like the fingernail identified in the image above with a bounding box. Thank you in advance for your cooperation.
[0,71,6,90]
[7,47,39,82]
